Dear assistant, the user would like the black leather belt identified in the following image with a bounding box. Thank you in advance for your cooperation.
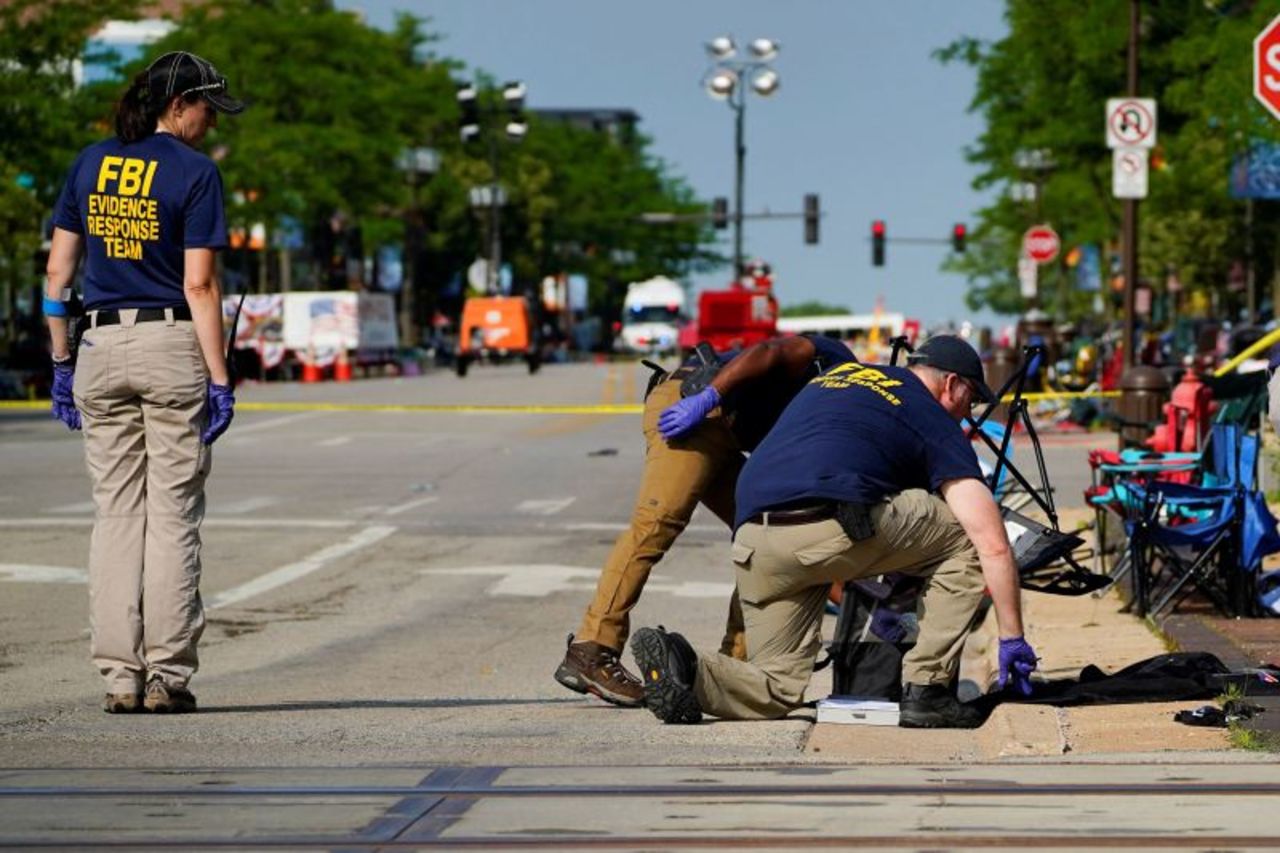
[94,306,192,327]
[744,502,837,527]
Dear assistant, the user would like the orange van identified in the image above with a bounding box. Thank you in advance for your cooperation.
[456,295,540,377]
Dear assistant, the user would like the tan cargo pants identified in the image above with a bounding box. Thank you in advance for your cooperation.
[73,309,210,694]
[694,489,987,720]
[576,376,747,657]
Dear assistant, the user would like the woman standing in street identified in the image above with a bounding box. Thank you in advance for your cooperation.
[43,51,244,714]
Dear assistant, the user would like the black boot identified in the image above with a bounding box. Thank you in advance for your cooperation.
[898,682,984,729]
[630,626,701,724]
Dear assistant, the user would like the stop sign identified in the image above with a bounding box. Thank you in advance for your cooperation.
[1023,225,1060,265]
[1256,14,1280,122]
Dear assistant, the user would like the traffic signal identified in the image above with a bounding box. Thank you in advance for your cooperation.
[456,82,480,143]
[712,197,729,229]
[503,81,527,142]
[871,220,886,266]
[952,223,967,253]
[803,193,819,245]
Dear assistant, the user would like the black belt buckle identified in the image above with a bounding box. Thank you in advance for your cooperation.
[835,502,875,541]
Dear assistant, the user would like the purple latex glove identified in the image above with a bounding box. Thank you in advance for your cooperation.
[50,361,81,431]
[201,381,235,445]
[997,636,1038,696]
[658,386,720,440]
[868,606,908,645]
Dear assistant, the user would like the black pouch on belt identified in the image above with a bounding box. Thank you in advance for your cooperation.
[835,502,875,541]
[641,360,668,401]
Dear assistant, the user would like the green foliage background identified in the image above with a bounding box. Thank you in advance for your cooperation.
[0,0,717,338]
[937,0,1280,322]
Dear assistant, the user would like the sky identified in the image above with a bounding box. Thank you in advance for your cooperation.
[337,0,1010,328]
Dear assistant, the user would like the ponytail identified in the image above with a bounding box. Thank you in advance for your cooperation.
[114,70,161,143]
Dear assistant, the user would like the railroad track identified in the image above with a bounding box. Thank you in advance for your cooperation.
[3,763,1279,849]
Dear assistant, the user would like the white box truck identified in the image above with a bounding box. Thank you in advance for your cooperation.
[615,276,685,356]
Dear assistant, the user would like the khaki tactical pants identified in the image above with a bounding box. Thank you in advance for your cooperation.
[694,489,987,720]
[576,377,747,657]
[73,310,210,694]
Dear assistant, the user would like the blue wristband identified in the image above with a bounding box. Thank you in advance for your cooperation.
[42,296,68,318]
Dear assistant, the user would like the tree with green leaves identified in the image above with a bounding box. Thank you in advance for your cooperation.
[0,0,140,349]
[938,1,1280,323]
[780,300,851,317]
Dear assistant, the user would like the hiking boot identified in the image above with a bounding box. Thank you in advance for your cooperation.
[630,626,701,724]
[103,692,142,714]
[898,682,984,729]
[553,636,644,707]
[143,677,197,714]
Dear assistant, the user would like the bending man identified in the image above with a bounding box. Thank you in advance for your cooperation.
[554,334,856,706]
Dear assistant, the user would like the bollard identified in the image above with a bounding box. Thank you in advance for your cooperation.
[984,345,1018,421]
[1116,366,1170,449]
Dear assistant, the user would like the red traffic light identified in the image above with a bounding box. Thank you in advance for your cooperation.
[871,220,886,266]
[872,219,886,237]
[951,223,967,253]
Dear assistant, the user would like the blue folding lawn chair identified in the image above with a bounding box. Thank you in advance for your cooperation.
[1120,423,1280,618]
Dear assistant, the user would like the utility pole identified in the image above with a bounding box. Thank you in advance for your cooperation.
[1122,0,1140,366]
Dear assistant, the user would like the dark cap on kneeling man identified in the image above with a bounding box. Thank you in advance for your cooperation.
[907,335,995,404]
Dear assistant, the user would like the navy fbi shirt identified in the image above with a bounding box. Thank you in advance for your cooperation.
[734,363,982,529]
[53,133,228,310]
[725,334,857,451]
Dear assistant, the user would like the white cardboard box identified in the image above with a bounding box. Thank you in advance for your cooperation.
[816,696,900,726]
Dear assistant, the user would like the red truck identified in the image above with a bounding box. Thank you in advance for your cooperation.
[676,267,778,354]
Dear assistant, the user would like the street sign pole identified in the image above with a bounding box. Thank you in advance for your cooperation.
[1123,0,1141,367]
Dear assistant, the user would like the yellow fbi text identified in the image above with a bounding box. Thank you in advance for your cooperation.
[90,156,160,260]
[811,363,904,406]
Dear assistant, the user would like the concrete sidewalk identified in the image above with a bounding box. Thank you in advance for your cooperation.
[808,506,1254,761]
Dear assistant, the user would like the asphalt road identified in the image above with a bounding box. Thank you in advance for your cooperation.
[6,359,1231,850]
[1,360,826,768]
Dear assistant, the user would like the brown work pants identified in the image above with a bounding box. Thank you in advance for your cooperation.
[576,377,747,657]
[694,489,987,720]
[73,310,210,694]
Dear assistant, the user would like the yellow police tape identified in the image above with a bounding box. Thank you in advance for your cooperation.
[0,389,1121,414]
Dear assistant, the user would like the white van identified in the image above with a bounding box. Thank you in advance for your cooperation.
[615,276,685,355]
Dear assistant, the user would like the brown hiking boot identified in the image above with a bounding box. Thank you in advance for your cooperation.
[103,692,142,714]
[553,636,644,707]
[143,677,197,714]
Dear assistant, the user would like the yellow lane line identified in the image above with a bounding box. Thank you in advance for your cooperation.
[0,387,1117,414]
[0,400,642,415]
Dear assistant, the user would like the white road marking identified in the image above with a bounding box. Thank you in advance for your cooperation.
[515,498,576,516]
[418,565,732,599]
[0,564,87,584]
[316,436,352,448]
[232,412,319,436]
[204,518,355,529]
[383,496,440,516]
[0,518,356,529]
[206,525,396,610]
[43,501,95,515]
[563,522,723,535]
[217,496,280,515]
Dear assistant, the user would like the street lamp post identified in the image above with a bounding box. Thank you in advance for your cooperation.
[704,36,780,281]
[396,146,440,348]
[457,80,528,294]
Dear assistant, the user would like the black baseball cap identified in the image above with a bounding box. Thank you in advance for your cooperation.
[907,335,995,404]
[146,51,245,115]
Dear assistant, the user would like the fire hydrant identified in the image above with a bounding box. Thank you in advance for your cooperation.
[1146,368,1215,453]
